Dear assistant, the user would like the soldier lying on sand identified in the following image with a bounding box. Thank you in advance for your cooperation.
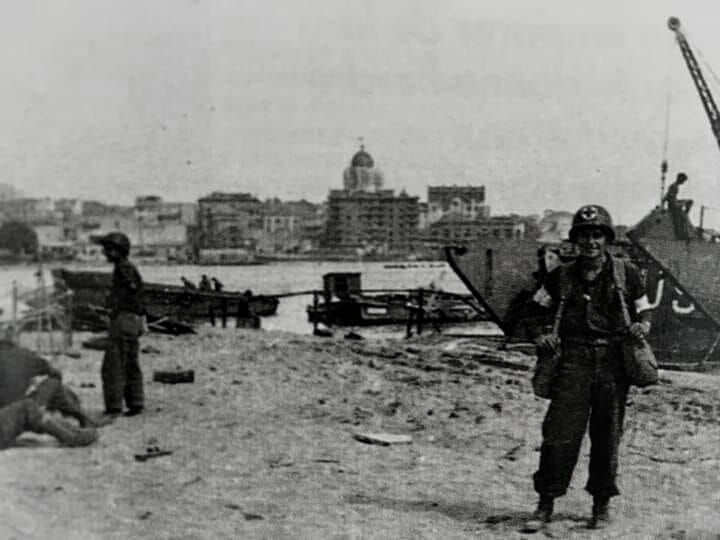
[0,341,100,448]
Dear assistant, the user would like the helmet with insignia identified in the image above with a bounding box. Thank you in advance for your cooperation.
[569,204,615,243]
[95,231,131,256]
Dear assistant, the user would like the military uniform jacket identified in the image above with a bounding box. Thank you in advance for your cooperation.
[107,259,145,318]
[542,255,646,341]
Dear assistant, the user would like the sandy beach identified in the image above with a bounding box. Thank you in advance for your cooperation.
[1,327,719,539]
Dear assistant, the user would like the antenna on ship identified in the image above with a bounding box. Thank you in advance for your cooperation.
[660,92,671,207]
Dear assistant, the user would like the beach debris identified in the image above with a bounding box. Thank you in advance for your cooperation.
[344,331,364,340]
[141,345,161,354]
[79,382,96,388]
[134,446,173,462]
[64,349,82,359]
[266,454,294,468]
[313,327,333,338]
[243,512,264,521]
[153,369,195,384]
[82,336,109,350]
[501,443,524,461]
[353,432,413,446]
[137,511,152,520]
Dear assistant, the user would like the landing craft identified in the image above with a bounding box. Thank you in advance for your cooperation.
[447,17,720,369]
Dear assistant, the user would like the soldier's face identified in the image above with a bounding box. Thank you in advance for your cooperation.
[102,245,121,263]
[576,227,606,259]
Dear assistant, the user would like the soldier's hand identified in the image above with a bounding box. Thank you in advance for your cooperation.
[535,333,560,353]
[628,322,650,340]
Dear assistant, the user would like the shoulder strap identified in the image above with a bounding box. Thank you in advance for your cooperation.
[611,256,632,328]
[551,264,571,334]
[611,256,627,293]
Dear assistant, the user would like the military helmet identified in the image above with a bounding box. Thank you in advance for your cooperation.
[569,204,615,243]
[95,231,131,256]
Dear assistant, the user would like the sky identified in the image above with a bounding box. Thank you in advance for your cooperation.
[2,0,720,226]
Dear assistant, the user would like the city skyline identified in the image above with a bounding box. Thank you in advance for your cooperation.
[2,1,720,227]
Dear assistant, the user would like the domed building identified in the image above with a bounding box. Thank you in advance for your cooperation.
[325,142,419,255]
[342,145,385,192]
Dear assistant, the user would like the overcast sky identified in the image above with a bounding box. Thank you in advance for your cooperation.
[2,0,720,226]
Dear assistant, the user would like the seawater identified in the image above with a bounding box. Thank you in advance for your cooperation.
[0,260,489,336]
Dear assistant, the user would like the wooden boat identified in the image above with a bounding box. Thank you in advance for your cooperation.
[306,272,485,327]
[52,268,279,323]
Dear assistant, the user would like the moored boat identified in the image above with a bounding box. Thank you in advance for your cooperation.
[52,268,279,323]
[306,272,485,327]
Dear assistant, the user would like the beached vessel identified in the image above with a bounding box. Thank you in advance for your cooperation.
[52,268,279,324]
[446,18,720,369]
[306,272,485,327]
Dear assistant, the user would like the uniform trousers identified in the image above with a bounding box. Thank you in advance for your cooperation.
[102,320,143,412]
[533,341,629,499]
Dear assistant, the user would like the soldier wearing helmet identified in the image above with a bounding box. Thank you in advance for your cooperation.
[523,205,653,532]
[95,232,146,418]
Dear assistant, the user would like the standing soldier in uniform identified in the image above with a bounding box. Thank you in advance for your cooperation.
[523,205,652,531]
[95,232,146,417]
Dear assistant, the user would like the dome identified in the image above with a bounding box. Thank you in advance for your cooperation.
[350,146,374,168]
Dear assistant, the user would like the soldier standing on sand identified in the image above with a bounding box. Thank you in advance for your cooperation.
[523,205,652,532]
[95,232,146,417]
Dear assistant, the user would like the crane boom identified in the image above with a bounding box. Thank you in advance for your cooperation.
[668,16,720,153]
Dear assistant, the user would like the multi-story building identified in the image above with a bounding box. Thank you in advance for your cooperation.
[427,185,490,224]
[424,214,527,246]
[257,199,326,253]
[324,145,419,254]
[134,196,197,227]
[197,192,262,249]
[0,197,55,223]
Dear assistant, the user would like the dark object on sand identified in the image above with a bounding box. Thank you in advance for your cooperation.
[82,336,110,350]
[153,370,195,384]
[134,446,173,462]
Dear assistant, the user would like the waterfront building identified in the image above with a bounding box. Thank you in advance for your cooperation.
[424,214,527,247]
[324,145,419,254]
[0,183,22,202]
[427,185,490,224]
[0,197,55,223]
[258,199,324,253]
[197,192,261,249]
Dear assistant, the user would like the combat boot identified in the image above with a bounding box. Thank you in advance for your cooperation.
[38,417,98,447]
[521,496,554,533]
[588,496,611,529]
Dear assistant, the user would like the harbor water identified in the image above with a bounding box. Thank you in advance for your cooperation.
[1,260,496,336]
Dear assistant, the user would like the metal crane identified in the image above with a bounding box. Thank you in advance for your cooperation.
[667,16,720,153]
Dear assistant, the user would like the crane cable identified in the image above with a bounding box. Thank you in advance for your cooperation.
[660,34,675,206]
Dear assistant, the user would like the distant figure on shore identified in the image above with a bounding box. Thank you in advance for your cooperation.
[212,277,224,292]
[664,172,694,239]
[181,277,197,290]
[243,289,253,297]
[199,275,212,291]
